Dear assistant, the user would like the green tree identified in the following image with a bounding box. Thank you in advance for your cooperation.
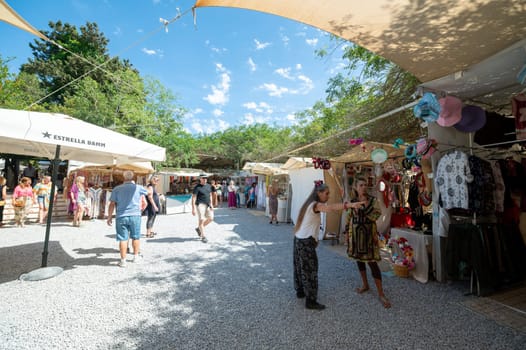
[21,21,136,106]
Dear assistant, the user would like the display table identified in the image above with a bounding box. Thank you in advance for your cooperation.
[390,228,432,283]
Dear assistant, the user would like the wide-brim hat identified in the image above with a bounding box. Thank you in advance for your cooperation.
[454,105,487,133]
[437,96,463,127]
[371,148,388,164]
[416,138,437,159]
[413,92,440,122]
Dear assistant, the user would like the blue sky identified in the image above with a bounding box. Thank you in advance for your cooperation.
[1,0,348,134]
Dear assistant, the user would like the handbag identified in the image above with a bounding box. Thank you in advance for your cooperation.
[0,200,5,206]
[13,198,26,207]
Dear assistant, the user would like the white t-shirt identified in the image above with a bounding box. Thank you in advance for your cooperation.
[294,202,321,241]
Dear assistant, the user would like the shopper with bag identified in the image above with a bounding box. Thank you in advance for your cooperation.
[12,177,35,227]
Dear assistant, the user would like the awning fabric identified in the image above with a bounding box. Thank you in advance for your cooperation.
[331,142,405,165]
[0,0,47,40]
[0,108,166,163]
[194,0,526,83]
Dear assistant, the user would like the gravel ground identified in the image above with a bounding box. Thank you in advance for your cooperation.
[0,206,524,350]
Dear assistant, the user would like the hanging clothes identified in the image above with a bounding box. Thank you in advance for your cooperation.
[435,150,472,210]
[468,155,495,215]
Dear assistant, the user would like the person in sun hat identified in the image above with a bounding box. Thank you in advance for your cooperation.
[192,173,215,243]
[413,92,441,123]
[437,95,463,127]
[454,105,487,133]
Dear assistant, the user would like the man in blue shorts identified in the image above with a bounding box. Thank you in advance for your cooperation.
[107,170,147,267]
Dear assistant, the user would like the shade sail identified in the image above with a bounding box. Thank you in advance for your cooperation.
[0,0,47,40]
[0,108,166,163]
[331,142,405,165]
[195,0,526,83]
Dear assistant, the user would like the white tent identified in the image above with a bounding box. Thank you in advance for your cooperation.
[0,108,165,269]
[0,108,166,164]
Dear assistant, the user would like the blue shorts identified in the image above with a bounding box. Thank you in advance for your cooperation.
[115,216,141,241]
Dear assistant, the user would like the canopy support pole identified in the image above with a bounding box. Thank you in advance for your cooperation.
[41,145,60,267]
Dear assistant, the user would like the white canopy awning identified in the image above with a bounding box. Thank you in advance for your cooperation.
[0,108,166,163]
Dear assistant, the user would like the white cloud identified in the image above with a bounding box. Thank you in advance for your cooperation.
[189,117,230,134]
[254,39,271,50]
[203,63,231,106]
[295,63,302,70]
[275,67,293,80]
[306,38,318,46]
[243,101,273,114]
[296,74,314,94]
[113,26,122,36]
[242,113,271,126]
[141,48,164,58]
[212,109,224,117]
[259,83,289,97]
[243,102,257,109]
[280,34,290,46]
[248,57,256,72]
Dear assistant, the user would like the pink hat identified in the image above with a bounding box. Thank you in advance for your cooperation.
[437,96,462,127]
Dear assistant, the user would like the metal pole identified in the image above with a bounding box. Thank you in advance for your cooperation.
[41,145,61,267]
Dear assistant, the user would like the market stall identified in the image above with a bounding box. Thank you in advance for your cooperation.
[67,161,155,219]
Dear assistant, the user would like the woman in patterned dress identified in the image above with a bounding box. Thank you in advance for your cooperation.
[347,176,391,308]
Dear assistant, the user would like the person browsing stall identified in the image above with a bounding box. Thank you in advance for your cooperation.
[293,180,365,310]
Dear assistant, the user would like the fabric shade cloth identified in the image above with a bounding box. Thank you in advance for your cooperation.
[194,0,526,83]
[0,0,48,40]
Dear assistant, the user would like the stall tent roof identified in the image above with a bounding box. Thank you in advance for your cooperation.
[331,142,406,165]
[195,0,526,83]
[0,108,166,163]
[242,162,287,176]
[68,161,155,176]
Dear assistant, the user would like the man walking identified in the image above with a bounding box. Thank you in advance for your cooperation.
[106,170,147,267]
[192,174,215,243]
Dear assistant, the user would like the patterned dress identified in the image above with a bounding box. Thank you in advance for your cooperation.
[347,196,381,262]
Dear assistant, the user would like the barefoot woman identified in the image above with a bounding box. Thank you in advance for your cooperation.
[347,176,391,308]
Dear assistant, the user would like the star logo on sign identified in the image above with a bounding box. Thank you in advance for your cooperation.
[42,131,51,138]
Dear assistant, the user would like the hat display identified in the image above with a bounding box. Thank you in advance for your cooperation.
[371,148,388,164]
[454,105,487,133]
[416,138,437,159]
[437,96,463,127]
[413,92,441,122]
